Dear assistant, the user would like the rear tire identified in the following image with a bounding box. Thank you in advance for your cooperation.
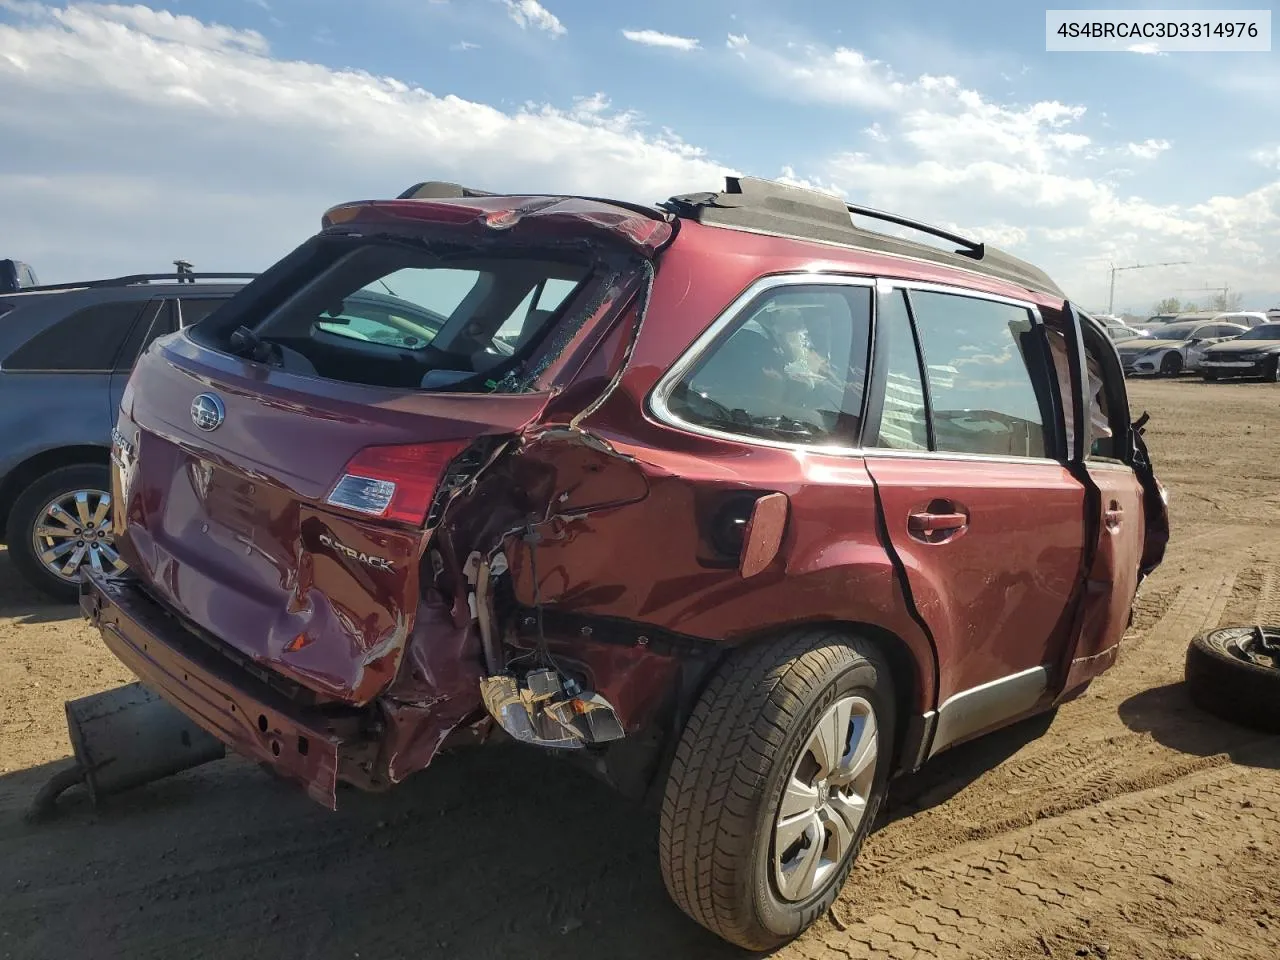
[658,628,895,951]
[5,464,117,604]
[1186,627,1280,732]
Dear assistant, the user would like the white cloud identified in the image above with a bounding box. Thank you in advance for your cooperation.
[1126,138,1171,160]
[622,29,700,51]
[726,35,1279,310]
[503,0,564,37]
[450,40,479,52]
[1253,146,1280,170]
[1,3,1276,313]
[1126,42,1166,56]
[0,2,729,280]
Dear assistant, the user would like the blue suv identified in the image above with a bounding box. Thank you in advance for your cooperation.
[0,269,253,600]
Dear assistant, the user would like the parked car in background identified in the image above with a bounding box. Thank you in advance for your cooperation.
[1131,313,1177,333]
[81,176,1168,951]
[0,269,255,600]
[1117,319,1247,376]
[1208,310,1270,329]
[1200,322,1280,381]
[1106,323,1150,343]
[0,259,39,293]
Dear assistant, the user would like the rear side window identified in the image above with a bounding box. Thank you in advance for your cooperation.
[177,298,226,328]
[908,290,1049,458]
[3,301,146,372]
[664,284,872,445]
[874,290,929,451]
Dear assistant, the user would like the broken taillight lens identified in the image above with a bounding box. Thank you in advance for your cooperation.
[326,440,470,524]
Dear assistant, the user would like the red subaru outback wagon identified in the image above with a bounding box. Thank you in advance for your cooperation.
[84,177,1168,950]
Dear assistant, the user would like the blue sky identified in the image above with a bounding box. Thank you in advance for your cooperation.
[1,0,1277,313]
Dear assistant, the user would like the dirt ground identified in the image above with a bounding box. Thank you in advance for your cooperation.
[2,377,1279,960]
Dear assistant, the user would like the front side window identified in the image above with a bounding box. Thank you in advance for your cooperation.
[907,289,1050,459]
[665,284,872,445]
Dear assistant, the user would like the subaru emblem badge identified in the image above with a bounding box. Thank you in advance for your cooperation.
[190,393,225,432]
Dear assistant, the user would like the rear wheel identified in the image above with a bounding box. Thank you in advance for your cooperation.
[1159,352,1183,377]
[658,628,895,951]
[5,464,125,603]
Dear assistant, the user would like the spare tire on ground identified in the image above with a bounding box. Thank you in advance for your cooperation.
[1185,626,1280,733]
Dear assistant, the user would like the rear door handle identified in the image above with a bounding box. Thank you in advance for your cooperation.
[906,501,970,544]
[908,511,968,534]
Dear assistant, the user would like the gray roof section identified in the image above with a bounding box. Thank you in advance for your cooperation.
[661,177,1067,301]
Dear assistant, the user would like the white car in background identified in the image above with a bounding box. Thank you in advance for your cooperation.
[1116,319,1248,376]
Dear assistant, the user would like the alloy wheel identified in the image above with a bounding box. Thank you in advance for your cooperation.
[30,488,126,582]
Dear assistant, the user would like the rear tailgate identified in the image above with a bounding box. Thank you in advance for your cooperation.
[114,339,549,705]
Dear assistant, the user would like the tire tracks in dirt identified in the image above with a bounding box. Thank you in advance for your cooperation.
[794,764,1280,960]
[847,562,1265,906]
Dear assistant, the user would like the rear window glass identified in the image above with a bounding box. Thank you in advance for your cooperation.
[665,284,872,445]
[250,243,593,390]
[4,301,146,372]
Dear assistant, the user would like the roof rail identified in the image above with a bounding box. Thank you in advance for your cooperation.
[660,176,1065,299]
[18,272,260,293]
[843,200,984,260]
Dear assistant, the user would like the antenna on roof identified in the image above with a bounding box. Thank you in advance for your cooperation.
[173,259,194,284]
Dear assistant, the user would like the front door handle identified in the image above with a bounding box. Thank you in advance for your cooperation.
[907,501,970,543]
[1105,501,1123,530]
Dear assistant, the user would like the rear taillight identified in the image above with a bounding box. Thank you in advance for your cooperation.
[326,440,470,524]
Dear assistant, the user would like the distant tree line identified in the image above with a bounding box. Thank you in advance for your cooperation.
[1152,291,1244,315]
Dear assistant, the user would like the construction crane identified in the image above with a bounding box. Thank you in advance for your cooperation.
[1107,260,1192,314]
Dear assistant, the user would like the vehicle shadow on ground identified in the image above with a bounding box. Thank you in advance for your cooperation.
[0,744,746,960]
[1119,682,1280,770]
[880,709,1059,821]
[0,548,79,625]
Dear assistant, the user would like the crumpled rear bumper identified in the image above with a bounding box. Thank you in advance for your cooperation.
[79,571,372,810]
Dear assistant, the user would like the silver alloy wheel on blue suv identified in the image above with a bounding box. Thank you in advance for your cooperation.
[6,464,125,603]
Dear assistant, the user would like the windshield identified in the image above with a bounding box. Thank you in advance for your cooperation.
[1237,324,1280,340]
